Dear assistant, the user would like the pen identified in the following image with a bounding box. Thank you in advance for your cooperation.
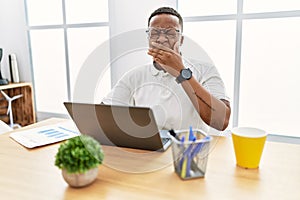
[191,136,211,158]
[169,129,180,140]
[181,126,195,178]
[185,126,196,177]
[188,126,194,141]
[177,136,185,174]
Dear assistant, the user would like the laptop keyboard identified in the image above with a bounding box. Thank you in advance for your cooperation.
[161,137,170,145]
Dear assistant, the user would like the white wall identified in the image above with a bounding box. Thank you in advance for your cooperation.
[108,0,177,85]
[0,0,32,82]
[0,0,177,85]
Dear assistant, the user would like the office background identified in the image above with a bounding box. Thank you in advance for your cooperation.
[0,0,299,138]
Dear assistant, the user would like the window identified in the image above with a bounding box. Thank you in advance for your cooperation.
[178,0,236,16]
[243,0,300,13]
[183,21,236,112]
[26,0,63,26]
[30,29,67,113]
[179,1,300,137]
[67,27,109,100]
[65,0,108,23]
[240,17,300,137]
[25,0,110,117]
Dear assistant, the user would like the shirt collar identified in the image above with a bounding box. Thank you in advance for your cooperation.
[151,62,159,76]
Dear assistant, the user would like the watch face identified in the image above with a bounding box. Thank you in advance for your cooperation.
[181,69,192,79]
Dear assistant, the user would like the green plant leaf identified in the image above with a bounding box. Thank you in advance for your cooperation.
[54,135,104,174]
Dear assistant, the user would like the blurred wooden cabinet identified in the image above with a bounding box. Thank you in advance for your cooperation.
[0,82,36,126]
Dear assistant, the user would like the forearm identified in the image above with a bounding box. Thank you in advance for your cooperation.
[181,77,231,131]
[147,43,231,130]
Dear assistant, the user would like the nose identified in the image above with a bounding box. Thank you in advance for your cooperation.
[156,33,168,43]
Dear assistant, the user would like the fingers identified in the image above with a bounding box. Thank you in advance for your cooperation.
[147,50,164,64]
[151,42,173,53]
[148,48,163,57]
[147,42,182,66]
[148,48,172,62]
[154,57,163,65]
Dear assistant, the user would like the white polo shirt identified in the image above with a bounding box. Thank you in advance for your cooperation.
[102,59,229,131]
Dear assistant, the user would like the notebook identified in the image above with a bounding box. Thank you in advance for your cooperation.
[64,102,172,151]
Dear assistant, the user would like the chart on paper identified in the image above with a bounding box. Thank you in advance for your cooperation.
[37,127,75,139]
[10,120,80,148]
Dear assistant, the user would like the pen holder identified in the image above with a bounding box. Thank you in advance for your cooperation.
[169,129,212,180]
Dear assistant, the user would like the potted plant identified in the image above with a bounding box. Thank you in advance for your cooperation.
[55,135,104,187]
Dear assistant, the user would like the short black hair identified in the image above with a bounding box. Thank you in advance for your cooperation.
[148,7,183,32]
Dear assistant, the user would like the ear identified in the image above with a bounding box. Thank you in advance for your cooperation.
[174,36,184,54]
[180,35,184,46]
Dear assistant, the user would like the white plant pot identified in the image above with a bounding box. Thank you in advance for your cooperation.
[62,167,99,187]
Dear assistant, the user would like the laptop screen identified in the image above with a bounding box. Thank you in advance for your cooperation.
[64,102,171,151]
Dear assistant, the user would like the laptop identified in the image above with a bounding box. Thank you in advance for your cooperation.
[64,102,172,151]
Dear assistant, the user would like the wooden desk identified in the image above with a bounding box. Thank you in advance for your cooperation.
[0,118,299,200]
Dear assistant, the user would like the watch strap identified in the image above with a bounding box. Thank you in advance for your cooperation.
[176,68,192,84]
[176,75,185,83]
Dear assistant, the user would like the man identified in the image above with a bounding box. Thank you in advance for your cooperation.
[102,7,231,131]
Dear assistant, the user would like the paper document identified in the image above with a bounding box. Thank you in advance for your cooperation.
[10,120,80,148]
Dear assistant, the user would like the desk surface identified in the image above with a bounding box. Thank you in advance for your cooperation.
[0,118,300,200]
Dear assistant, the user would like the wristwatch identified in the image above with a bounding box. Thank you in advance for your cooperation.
[176,68,192,84]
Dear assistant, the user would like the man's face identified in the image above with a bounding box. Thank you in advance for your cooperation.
[148,14,182,50]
